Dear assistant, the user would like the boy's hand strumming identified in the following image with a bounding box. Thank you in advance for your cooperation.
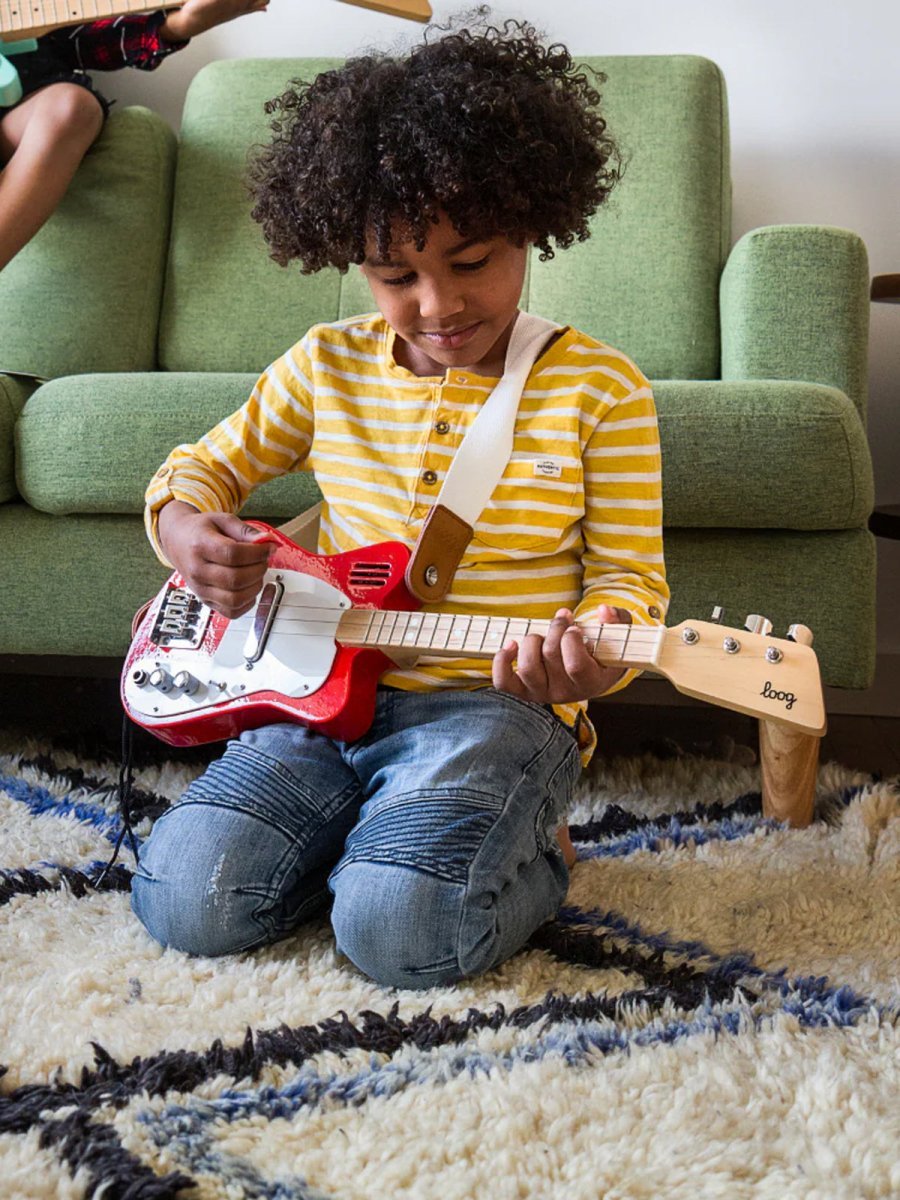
[161,0,269,43]
[492,606,633,705]
[157,500,272,620]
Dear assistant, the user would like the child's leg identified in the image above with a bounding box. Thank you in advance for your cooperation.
[0,83,104,271]
[130,723,364,957]
[328,689,580,990]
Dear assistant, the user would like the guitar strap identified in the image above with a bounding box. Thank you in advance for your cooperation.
[279,310,561,601]
[404,310,560,601]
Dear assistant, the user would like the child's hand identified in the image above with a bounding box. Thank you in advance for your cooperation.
[157,500,272,619]
[161,0,269,43]
[492,605,632,705]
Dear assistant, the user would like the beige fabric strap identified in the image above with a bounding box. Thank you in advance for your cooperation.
[279,311,560,606]
[405,311,559,601]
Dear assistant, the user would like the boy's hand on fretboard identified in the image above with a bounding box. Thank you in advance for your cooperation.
[161,0,269,42]
[492,605,632,705]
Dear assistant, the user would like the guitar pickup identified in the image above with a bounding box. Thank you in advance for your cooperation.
[243,578,284,664]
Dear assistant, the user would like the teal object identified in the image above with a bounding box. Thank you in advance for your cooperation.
[0,38,38,109]
[0,54,23,107]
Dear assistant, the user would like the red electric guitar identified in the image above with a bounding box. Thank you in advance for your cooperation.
[121,523,827,747]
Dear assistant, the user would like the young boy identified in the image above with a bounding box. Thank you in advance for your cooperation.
[131,18,669,989]
[0,0,268,270]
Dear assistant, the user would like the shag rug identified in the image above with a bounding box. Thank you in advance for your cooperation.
[1,728,898,1200]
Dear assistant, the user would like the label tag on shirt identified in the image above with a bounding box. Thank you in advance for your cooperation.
[533,457,563,479]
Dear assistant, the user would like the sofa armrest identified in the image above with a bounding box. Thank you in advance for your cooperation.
[0,374,38,504]
[720,225,870,421]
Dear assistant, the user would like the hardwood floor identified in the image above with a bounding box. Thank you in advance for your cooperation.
[1,672,898,777]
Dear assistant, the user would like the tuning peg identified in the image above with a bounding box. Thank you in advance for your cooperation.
[745,613,773,636]
[787,623,814,646]
[710,605,724,623]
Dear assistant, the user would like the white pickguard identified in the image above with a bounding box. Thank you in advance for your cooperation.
[124,567,350,722]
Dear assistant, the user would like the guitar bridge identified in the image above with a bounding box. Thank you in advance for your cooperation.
[151,584,210,649]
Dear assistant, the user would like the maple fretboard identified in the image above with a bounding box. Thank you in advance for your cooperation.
[0,0,180,40]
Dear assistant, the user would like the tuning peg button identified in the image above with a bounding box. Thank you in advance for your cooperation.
[787,623,814,646]
[745,613,773,636]
[710,605,724,624]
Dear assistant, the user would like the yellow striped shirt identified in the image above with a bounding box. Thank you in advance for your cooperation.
[145,313,669,765]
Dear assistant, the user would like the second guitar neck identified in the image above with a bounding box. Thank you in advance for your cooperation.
[0,0,181,41]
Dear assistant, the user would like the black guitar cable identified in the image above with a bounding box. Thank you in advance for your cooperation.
[95,712,139,887]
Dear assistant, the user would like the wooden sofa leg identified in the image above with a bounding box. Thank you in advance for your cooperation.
[758,719,819,828]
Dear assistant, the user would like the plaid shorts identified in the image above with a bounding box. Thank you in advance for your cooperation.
[6,42,111,118]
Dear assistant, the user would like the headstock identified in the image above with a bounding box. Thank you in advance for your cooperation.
[656,610,826,736]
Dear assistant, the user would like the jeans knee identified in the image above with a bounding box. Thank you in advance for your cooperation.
[131,852,254,958]
[130,808,273,957]
[330,863,467,989]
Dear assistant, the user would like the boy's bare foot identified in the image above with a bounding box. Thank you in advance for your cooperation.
[556,824,576,868]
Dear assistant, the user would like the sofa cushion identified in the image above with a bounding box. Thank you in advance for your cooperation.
[0,108,176,380]
[15,372,320,520]
[159,55,729,379]
[15,375,870,531]
[159,58,347,373]
[653,380,873,528]
[0,374,35,503]
[525,55,730,380]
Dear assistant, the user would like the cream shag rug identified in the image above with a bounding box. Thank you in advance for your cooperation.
[0,730,898,1200]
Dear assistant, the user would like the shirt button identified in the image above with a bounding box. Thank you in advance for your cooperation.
[648,606,661,619]
[422,470,438,485]
[434,420,450,435]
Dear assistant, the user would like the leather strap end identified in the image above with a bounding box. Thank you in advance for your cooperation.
[405,504,473,603]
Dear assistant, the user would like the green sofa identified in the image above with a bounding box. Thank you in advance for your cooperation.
[0,55,875,689]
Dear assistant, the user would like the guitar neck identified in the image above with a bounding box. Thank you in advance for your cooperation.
[1,0,181,40]
[337,608,664,672]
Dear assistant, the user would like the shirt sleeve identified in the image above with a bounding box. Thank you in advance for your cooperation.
[144,342,317,565]
[46,11,189,73]
[573,365,670,697]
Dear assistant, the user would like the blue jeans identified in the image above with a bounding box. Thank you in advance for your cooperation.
[131,687,579,989]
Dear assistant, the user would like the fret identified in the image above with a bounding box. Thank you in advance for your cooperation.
[467,615,489,653]
[373,609,396,647]
[481,618,510,653]
[444,616,471,652]
[402,611,425,647]
[504,618,533,644]
[433,614,454,650]
[364,609,386,646]
[419,611,441,649]
[620,622,633,661]
[388,611,409,648]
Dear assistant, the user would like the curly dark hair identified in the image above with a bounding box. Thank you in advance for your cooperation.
[248,12,621,273]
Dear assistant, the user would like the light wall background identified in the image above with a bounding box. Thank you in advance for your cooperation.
[101,0,900,662]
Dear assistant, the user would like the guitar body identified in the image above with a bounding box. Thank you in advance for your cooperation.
[122,526,419,747]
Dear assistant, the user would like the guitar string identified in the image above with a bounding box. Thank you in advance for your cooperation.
[179,605,663,660]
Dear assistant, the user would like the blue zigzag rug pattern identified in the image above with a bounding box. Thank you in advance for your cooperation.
[1,733,898,1199]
